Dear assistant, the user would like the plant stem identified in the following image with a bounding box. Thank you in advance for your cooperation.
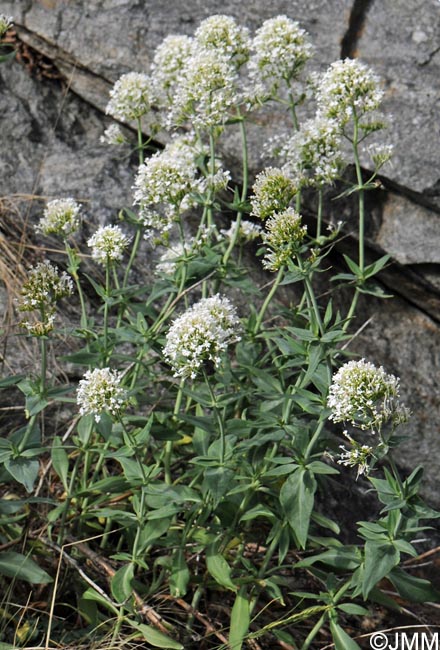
[221,114,248,268]
[254,266,285,333]
[203,369,226,465]
[164,379,185,484]
[103,261,110,363]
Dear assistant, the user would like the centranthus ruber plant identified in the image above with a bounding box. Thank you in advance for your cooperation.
[1,12,438,650]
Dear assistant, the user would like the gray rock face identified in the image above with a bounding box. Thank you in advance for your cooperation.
[1,0,440,502]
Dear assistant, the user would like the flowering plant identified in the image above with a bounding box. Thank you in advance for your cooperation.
[1,13,438,650]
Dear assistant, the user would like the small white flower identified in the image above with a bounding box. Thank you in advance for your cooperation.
[106,72,152,121]
[152,35,195,106]
[262,208,307,271]
[100,124,127,145]
[163,295,241,379]
[367,143,393,169]
[338,434,374,478]
[220,219,262,242]
[195,15,251,66]
[77,368,127,422]
[250,167,297,220]
[36,198,81,238]
[168,47,239,129]
[156,243,186,275]
[248,16,313,95]
[316,59,384,126]
[0,14,13,37]
[133,138,199,238]
[88,225,131,266]
[18,260,74,335]
[327,359,410,432]
[281,116,343,187]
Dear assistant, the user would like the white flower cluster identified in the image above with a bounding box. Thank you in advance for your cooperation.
[133,139,199,237]
[338,432,374,478]
[248,15,313,95]
[152,35,195,105]
[156,242,187,276]
[367,143,393,170]
[195,14,251,67]
[18,260,74,336]
[282,117,343,187]
[251,167,297,220]
[327,359,409,432]
[36,198,81,238]
[0,14,13,38]
[163,295,241,379]
[168,47,239,129]
[262,208,307,271]
[106,72,152,121]
[77,367,127,422]
[88,225,131,266]
[220,218,262,242]
[100,124,126,145]
[316,58,384,126]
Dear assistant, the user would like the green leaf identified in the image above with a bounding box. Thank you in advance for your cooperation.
[5,457,39,492]
[0,374,26,388]
[51,436,69,490]
[280,467,317,548]
[206,547,237,592]
[81,587,120,615]
[343,254,361,277]
[389,567,440,603]
[229,587,250,650]
[0,551,52,584]
[296,546,360,570]
[111,562,135,602]
[362,541,400,598]
[128,622,183,649]
[329,620,361,650]
[337,603,369,615]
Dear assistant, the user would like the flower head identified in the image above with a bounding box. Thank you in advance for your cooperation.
[327,359,409,432]
[248,16,313,95]
[220,219,262,243]
[36,198,81,238]
[77,368,127,422]
[338,432,374,478]
[106,72,152,121]
[0,14,13,38]
[281,116,343,187]
[100,124,127,145]
[250,167,297,220]
[163,295,241,379]
[18,260,74,335]
[168,47,239,129]
[88,225,130,266]
[152,35,195,104]
[316,59,384,126]
[195,15,250,66]
[156,242,187,276]
[133,138,199,238]
[262,208,307,271]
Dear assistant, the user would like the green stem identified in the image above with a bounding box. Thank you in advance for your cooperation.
[300,613,326,650]
[40,335,47,395]
[304,419,325,460]
[343,113,365,331]
[221,114,248,269]
[202,369,226,465]
[254,266,285,334]
[287,87,299,131]
[103,261,110,363]
[316,188,323,239]
[164,379,185,485]
[297,256,324,337]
